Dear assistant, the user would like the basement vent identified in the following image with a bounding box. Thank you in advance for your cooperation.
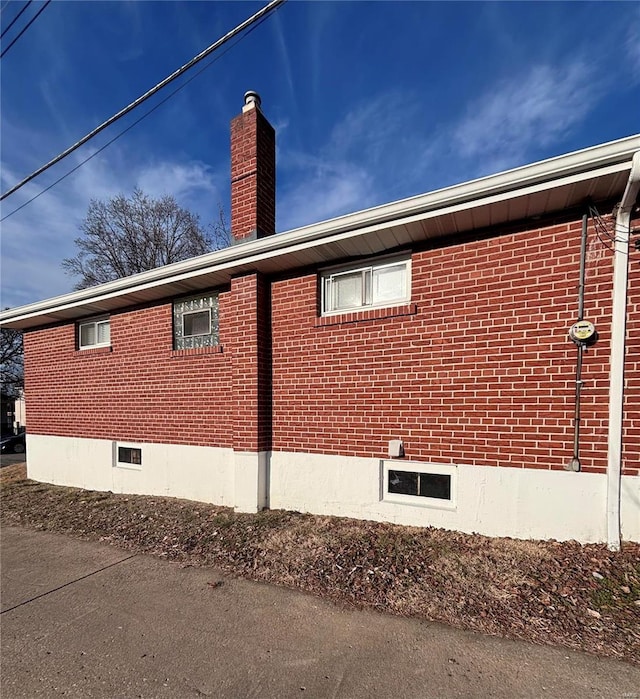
[382,461,456,509]
[115,444,142,469]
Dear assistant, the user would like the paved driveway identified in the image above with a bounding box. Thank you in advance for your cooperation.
[1,526,639,698]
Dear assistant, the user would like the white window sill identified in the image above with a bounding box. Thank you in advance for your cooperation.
[113,463,142,471]
[382,493,457,511]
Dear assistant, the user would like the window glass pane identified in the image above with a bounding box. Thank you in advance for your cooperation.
[418,473,451,500]
[322,258,409,315]
[183,310,211,337]
[80,323,95,347]
[97,321,110,344]
[118,447,142,465]
[373,264,406,303]
[388,470,418,495]
[323,277,332,311]
[333,271,364,310]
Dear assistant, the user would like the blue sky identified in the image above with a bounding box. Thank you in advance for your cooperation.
[1,0,639,308]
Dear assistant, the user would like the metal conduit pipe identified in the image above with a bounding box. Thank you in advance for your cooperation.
[566,212,590,473]
[607,150,640,551]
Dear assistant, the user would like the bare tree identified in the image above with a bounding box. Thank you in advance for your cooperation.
[0,327,23,397]
[63,189,229,289]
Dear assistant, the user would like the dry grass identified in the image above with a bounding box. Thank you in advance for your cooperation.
[1,463,638,664]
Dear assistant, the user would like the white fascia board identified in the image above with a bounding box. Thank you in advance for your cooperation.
[2,135,639,329]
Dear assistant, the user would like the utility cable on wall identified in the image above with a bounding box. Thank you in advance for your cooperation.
[0,0,286,202]
[588,202,630,253]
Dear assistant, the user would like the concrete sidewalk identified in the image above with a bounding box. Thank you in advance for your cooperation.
[1,526,638,698]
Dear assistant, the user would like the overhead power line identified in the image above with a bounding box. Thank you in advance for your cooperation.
[1,0,32,39]
[0,9,276,223]
[0,0,286,202]
[0,0,50,59]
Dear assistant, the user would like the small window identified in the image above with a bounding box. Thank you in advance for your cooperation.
[173,294,219,350]
[321,257,410,315]
[388,470,451,499]
[79,317,110,349]
[383,461,456,509]
[116,444,142,469]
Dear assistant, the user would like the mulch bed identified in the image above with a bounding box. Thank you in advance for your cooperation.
[1,463,638,664]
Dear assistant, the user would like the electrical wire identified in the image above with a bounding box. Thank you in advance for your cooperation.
[1,0,32,39]
[0,11,276,223]
[588,203,630,256]
[0,0,50,59]
[0,0,285,201]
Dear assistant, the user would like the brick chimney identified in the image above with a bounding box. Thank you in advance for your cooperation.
[230,91,276,243]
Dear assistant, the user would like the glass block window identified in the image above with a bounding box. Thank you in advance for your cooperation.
[79,317,110,349]
[173,293,219,350]
[321,257,410,315]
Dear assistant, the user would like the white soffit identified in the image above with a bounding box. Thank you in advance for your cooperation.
[2,135,639,329]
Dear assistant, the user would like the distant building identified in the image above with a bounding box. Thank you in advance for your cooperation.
[1,93,638,547]
[1,390,25,436]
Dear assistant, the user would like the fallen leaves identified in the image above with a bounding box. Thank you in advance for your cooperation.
[1,463,639,664]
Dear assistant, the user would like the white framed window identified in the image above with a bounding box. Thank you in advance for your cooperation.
[321,256,410,315]
[114,443,142,470]
[78,317,110,349]
[382,461,456,510]
[173,293,219,350]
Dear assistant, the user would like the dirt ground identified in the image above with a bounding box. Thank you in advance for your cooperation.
[1,463,638,665]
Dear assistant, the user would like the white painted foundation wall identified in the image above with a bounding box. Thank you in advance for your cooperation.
[268,451,640,544]
[25,436,639,543]
[27,434,235,507]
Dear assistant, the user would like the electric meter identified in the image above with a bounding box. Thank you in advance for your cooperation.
[569,320,597,346]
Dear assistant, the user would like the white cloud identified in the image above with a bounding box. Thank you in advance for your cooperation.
[278,54,610,232]
[453,61,596,172]
[625,12,640,81]
[327,92,422,168]
[1,154,122,307]
[278,91,434,230]
[0,148,225,308]
[136,160,221,210]
[278,159,373,231]
[270,11,296,115]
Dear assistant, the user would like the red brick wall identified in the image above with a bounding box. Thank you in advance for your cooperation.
[24,297,234,447]
[271,214,639,476]
[23,212,639,476]
[228,273,272,452]
[230,105,275,242]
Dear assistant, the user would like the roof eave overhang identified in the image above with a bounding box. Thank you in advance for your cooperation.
[3,134,639,330]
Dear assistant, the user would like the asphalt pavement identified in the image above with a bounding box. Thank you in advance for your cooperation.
[1,526,639,698]
[0,453,26,468]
